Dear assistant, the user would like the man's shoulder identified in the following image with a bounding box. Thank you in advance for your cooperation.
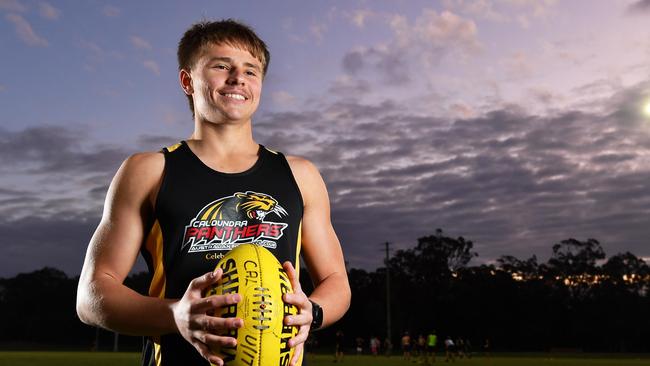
[122,151,165,174]
[283,155,327,206]
[285,155,320,177]
[98,150,166,215]
[115,151,165,191]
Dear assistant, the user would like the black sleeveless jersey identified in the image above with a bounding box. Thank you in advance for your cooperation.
[140,140,304,366]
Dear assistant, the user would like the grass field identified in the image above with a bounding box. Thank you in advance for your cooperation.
[2,352,650,366]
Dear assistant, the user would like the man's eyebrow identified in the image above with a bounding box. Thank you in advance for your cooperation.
[208,56,262,72]
[244,62,262,72]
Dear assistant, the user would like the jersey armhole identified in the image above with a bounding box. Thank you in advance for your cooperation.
[153,149,170,215]
[278,152,305,217]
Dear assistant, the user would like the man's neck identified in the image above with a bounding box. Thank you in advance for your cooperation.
[187,118,260,173]
[190,118,257,154]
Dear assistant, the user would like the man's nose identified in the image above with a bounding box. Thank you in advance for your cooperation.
[226,68,244,85]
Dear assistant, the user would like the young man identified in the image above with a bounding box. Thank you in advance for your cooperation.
[76,19,351,366]
[401,331,412,361]
[427,330,437,363]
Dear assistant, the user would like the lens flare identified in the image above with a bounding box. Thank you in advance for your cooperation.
[644,101,650,117]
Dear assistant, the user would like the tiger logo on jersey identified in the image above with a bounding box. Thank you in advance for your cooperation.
[182,191,289,253]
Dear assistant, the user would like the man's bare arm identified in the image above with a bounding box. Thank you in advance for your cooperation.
[76,152,177,335]
[287,156,351,327]
[76,152,242,364]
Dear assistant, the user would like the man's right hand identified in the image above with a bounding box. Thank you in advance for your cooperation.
[171,268,244,366]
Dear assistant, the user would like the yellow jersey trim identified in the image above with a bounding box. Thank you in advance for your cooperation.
[144,219,166,366]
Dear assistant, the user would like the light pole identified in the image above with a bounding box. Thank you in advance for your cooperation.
[385,242,391,345]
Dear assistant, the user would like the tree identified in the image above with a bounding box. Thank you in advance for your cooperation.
[497,254,539,280]
[390,228,478,283]
[602,252,649,293]
[548,238,605,276]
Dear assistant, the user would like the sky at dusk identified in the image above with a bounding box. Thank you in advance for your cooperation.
[1,0,650,277]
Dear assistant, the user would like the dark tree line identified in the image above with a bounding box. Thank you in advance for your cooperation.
[328,232,650,353]
[1,231,649,352]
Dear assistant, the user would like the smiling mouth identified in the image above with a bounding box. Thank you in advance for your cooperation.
[219,92,248,101]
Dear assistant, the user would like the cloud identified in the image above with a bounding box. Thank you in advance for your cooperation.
[0,125,156,276]
[0,126,152,276]
[341,10,480,84]
[77,39,125,72]
[499,0,558,18]
[391,10,480,54]
[627,0,650,13]
[38,2,60,20]
[0,126,127,175]
[102,5,120,17]
[4,78,650,275]
[502,50,534,79]
[328,75,372,95]
[0,125,133,253]
[342,49,364,74]
[310,22,327,41]
[515,14,530,28]
[346,9,376,28]
[137,135,179,150]
[5,13,48,47]
[271,91,297,107]
[449,101,477,119]
[142,60,160,76]
[78,39,103,55]
[442,0,557,27]
[130,35,152,50]
[442,0,508,22]
[254,79,650,269]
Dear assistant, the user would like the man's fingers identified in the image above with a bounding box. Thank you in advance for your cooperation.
[189,268,223,292]
[283,292,310,308]
[282,261,303,293]
[289,342,304,366]
[288,324,310,348]
[202,333,238,348]
[191,293,241,313]
[284,312,311,327]
[190,315,244,333]
[193,339,225,366]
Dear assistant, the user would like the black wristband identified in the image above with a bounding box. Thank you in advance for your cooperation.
[309,300,323,331]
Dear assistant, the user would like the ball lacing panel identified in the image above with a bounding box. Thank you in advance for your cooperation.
[252,287,272,330]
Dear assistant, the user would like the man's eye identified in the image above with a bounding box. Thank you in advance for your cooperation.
[215,64,228,69]
[246,70,257,76]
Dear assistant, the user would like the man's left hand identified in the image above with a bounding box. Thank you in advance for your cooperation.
[282,261,312,366]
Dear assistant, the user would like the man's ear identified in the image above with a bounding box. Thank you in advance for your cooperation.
[179,69,193,95]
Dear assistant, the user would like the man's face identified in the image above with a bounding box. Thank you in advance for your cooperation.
[186,42,263,124]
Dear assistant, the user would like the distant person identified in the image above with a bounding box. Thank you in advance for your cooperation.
[427,330,438,363]
[334,329,345,363]
[417,334,427,362]
[355,336,364,355]
[464,338,472,359]
[456,337,465,358]
[384,336,393,357]
[402,331,412,361]
[483,338,491,359]
[370,335,380,356]
[444,336,455,362]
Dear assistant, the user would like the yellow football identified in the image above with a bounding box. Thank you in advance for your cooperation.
[206,244,299,366]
